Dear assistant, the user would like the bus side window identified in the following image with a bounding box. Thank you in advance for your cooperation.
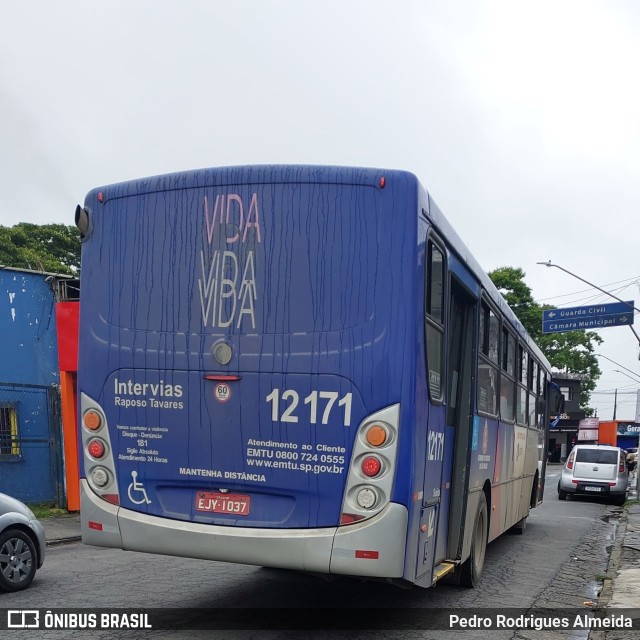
[477,301,498,416]
[528,359,538,426]
[516,346,528,425]
[425,241,444,402]
[499,329,515,421]
[537,371,547,428]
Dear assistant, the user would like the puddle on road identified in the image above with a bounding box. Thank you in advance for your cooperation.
[600,511,620,553]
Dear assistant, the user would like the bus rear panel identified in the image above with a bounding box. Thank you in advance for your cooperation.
[78,166,417,580]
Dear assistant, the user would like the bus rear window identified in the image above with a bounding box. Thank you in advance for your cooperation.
[94,184,380,335]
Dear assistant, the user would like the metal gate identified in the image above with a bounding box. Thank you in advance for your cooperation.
[0,382,64,504]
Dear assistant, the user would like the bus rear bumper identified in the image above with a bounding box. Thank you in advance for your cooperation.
[80,480,407,577]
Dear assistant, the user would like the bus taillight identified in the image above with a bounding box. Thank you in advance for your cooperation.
[83,410,103,431]
[81,394,119,504]
[339,404,400,526]
[87,438,106,459]
[361,456,382,477]
[90,466,110,487]
[356,487,379,509]
[365,424,388,447]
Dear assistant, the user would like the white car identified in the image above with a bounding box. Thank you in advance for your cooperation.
[558,445,628,506]
[0,492,46,591]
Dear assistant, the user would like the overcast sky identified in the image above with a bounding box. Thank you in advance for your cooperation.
[1,0,639,419]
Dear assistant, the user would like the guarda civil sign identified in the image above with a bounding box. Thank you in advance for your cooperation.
[542,301,635,334]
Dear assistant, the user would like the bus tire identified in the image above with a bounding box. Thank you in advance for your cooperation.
[459,492,488,588]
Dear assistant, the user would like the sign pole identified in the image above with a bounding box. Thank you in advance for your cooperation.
[537,261,640,348]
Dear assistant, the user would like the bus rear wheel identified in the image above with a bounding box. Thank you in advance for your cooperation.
[460,492,488,588]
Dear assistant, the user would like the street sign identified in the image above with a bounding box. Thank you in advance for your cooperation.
[542,300,635,334]
[542,313,634,334]
[542,300,635,322]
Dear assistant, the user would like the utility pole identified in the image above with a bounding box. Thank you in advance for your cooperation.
[613,389,617,420]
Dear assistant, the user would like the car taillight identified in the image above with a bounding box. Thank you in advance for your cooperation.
[567,451,575,470]
[619,458,625,473]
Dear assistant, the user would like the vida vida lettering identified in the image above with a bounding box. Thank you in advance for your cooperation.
[199,193,262,329]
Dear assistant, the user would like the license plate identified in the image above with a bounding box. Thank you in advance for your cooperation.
[584,486,602,492]
[195,492,251,515]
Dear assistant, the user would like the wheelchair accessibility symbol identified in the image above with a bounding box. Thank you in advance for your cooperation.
[127,470,151,505]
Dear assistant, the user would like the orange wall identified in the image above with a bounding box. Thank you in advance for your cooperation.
[55,301,80,511]
[60,372,79,511]
[598,421,618,446]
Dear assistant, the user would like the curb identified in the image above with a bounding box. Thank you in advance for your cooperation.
[47,536,82,547]
[588,507,627,640]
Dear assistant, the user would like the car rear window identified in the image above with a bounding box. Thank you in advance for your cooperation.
[575,449,618,464]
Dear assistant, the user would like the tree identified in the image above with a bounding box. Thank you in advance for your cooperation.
[489,266,602,415]
[0,223,81,275]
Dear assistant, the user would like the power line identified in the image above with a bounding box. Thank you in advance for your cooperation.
[591,390,638,395]
[537,275,640,303]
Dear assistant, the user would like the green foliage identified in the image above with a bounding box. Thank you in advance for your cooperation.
[489,266,602,415]
[0,223,80,275]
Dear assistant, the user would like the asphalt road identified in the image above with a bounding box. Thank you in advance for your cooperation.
[1,467,622,640]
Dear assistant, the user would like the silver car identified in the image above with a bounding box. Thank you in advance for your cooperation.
[0,492,46,591]
[558,444,628,506]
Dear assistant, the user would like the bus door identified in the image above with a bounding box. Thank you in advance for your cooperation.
[417,238,446,580]
[437,265,478,564]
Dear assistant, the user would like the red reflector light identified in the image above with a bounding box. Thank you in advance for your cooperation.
[361,456,382,477]
[203,374,242,381]
[355,550,379,559]
[379,176,386,189]
[102,494,120,505]
[88,439,105,458]
[88,521,103,531]
[97,192,104,203]
[609,482,616,487]
[340,513,365,525]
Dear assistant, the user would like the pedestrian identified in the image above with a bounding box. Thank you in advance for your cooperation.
[626,449,637,473]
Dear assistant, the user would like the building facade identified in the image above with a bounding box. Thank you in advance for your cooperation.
[548,373,585,462]
[0,267,64,503]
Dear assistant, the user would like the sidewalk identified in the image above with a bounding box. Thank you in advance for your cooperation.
[43,511,81,545]
[590,471,640,638]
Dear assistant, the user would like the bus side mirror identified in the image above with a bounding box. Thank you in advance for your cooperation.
[75,205,90,239]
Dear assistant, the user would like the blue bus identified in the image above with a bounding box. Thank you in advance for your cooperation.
[76,165,555,588]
